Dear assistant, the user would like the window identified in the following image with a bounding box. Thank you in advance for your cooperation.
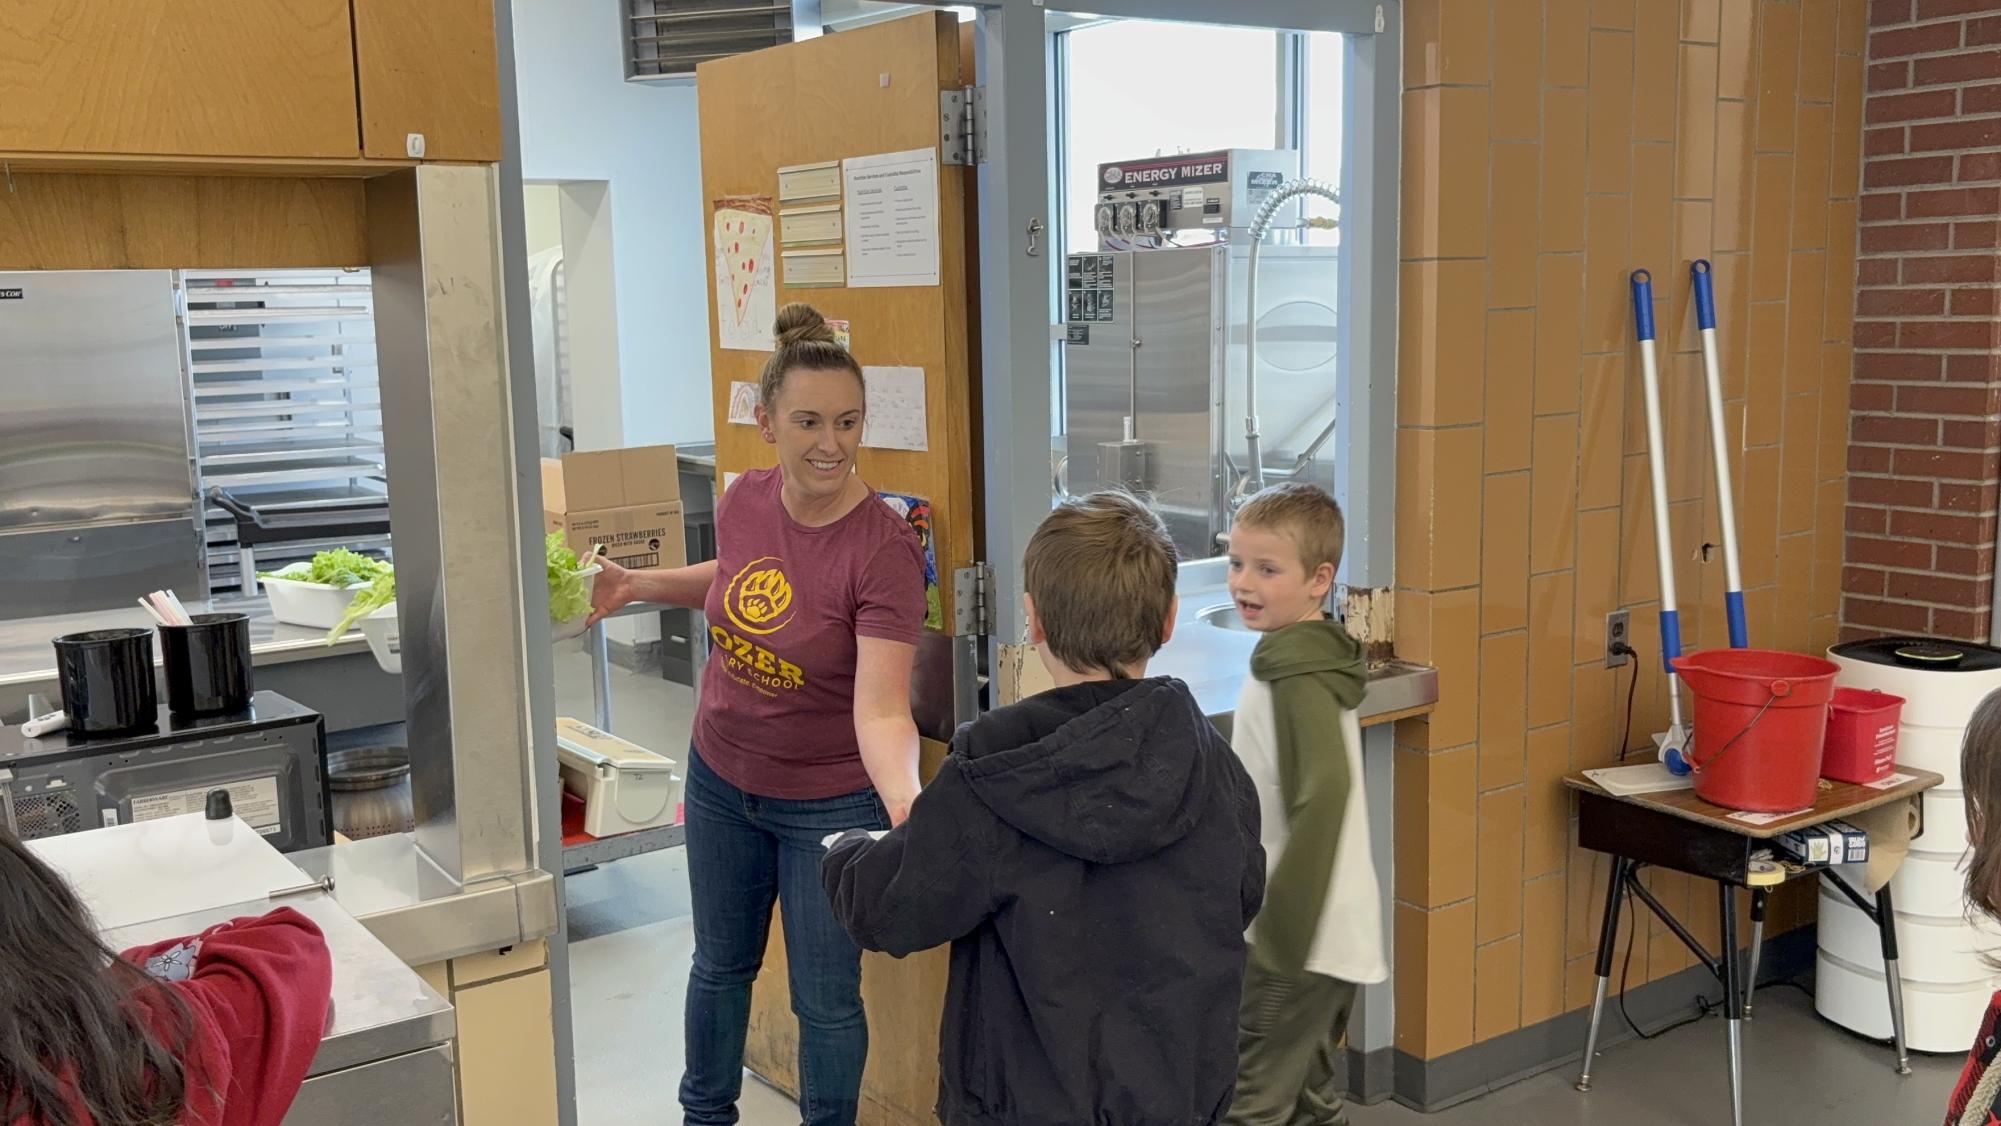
[1300,31,1344,245]
[1058,20,1283,257]
[1047,19,1362,559]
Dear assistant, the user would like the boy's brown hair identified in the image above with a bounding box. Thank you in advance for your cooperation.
[1023,490,1178,676]
[1232,482,1345,576]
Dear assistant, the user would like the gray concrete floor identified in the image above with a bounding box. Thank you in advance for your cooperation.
[555,652,1964,1125]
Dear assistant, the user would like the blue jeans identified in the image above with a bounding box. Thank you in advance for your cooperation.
[680,744,888,1126]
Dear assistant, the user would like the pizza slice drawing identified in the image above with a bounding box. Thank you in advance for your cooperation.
[713,198,775,329]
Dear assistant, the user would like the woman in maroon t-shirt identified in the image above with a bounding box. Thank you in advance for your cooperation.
[589,302,926,1126]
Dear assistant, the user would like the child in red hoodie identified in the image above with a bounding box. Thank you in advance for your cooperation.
[0,825,333,1126]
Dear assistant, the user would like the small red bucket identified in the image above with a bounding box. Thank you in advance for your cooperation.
[1822,687,1904,784]
[1671,649,1842,812]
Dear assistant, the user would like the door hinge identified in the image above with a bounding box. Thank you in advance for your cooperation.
[940,85,986,166]
[953,562,995,636]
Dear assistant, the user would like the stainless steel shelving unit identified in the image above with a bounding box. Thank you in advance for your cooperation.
[178,269,389,592]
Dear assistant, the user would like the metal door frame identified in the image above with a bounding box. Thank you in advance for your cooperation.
[918,0,1404,1087]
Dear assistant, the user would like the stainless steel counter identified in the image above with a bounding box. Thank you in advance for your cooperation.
[0,595,367,686]
[1155,557,1437,734]
[290,832,561,967]
[0,596,397,731]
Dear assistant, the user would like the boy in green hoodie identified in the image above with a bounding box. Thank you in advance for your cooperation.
[1222,483,1386,1126]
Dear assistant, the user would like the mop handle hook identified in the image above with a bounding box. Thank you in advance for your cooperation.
[1690,259,1717,331]
[1629,270,1656,342]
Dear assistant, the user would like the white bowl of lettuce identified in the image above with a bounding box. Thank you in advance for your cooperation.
[261,549,393,631]
[325,535,601,672]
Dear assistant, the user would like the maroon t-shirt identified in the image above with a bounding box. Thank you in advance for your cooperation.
[696,467,927,799]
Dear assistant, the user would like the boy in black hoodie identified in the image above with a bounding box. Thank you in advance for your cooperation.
[821,490,1266,1126]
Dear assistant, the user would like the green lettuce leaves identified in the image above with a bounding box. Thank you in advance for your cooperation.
[547,533,594,625]
[264,548,390,589]
[325,535,594,646]
[326,570,396,643]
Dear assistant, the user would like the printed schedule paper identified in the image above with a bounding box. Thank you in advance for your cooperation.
[843,148,941,288]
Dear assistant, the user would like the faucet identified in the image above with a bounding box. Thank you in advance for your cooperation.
[1241,179,1341,500]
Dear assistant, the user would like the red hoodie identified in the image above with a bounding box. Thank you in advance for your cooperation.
[7,907,333,1126]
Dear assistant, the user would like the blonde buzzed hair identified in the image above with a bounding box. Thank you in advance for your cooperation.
[1023,491,1178,676]
[1234,482,1345,575]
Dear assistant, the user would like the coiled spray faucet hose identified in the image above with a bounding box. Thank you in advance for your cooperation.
[1241,178,1340,503]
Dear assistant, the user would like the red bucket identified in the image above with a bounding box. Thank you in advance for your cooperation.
[1822,687,1905,784]
[1670,649,1841,812]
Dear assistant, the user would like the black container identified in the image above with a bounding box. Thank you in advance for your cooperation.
[159,612,253,717]
[52,628,157,736]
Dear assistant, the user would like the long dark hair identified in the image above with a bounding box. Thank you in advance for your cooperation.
[1963,690,2001,928]
[0,825,192,1126]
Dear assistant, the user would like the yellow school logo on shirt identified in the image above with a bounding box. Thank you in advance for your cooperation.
[724,556,796,635]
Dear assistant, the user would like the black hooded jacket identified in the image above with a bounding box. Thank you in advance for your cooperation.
[822,677,1265,1126]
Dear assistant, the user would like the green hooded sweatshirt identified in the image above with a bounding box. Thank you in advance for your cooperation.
[1249,615,1368,974]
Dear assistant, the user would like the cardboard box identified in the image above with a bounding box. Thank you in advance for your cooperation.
[1775,828,1832,866]
[1824,819,1870,865]
[542,445,686,572]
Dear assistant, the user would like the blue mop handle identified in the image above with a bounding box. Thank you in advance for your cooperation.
[1661,607,1684,667]
[1630,270,1656,342]
[1689,260,1748,648]
[1630,269,1680,668]
[1691,259,1718,331]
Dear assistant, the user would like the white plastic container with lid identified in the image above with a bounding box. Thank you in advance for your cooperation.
[1819,637,2001,1049]
[555,717,682,838]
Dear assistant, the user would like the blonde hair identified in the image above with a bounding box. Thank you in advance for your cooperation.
[759,303,862,410]
[1023,490,1178,676]
[1233,482,1345,576]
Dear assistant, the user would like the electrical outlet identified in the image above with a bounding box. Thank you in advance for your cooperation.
[1604,611,1631,668]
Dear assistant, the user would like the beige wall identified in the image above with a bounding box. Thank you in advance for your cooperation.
[524,182,564,256]
[1392,0,1865,1058]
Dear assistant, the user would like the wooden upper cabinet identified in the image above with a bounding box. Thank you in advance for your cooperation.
[0,0,361,159]
[352,0,502,162]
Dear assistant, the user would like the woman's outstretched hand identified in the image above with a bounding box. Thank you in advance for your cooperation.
[585,555,634,627]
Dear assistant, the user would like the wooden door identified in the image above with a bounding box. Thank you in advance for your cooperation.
[696,14,976,1124]
[0,0,361,159]
[697,11,978,629]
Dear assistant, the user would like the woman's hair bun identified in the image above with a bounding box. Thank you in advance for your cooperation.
[774,302,838,347]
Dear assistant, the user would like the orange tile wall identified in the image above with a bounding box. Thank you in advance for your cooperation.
[1393,0,1866,1060]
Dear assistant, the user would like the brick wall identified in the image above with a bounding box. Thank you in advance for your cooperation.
[1842,0,2001,642]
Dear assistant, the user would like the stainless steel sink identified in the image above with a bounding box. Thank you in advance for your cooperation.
[1196,603,1255,633]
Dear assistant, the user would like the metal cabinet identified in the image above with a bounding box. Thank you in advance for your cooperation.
[1062,242,1339,559]
[0,270,203,620]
